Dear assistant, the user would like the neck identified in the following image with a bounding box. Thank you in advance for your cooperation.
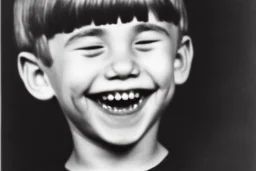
[65,122,168,171]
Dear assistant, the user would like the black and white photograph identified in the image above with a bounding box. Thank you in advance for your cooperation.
[2,0,256,171]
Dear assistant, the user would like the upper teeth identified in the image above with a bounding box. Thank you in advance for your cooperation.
[103,91,140,101]
[129,92,135,99]
[122,93,129,100]
[107,94,114,101]
[115,93,122,101]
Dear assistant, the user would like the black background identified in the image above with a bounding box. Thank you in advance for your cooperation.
[2,0,256,170]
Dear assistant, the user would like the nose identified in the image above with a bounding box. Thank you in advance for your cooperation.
[105,58,140,80]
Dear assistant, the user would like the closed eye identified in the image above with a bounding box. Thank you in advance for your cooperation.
[80,45,104,50]
[76,45,104,57]
[135,40,160,52]
[135,40,159,45]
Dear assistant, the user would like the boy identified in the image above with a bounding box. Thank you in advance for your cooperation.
[14,0,193,170]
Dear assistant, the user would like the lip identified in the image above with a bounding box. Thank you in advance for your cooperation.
[94,94,151,116]
[86,89,155,116]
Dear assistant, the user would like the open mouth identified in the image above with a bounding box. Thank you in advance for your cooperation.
[87,89,154,115]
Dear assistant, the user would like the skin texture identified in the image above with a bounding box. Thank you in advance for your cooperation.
[18,11,193,171]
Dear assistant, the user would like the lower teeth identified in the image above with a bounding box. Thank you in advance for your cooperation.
[100,99,143,112]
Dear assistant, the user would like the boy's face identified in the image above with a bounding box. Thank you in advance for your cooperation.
[22,12,193,145]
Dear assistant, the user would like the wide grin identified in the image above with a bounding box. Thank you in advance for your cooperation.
[87,89,154,115]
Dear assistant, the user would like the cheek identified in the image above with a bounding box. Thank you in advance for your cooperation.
[48,38,102,93]
[140,49,174,87]
[50,54,104,97]
[62,58,103,93]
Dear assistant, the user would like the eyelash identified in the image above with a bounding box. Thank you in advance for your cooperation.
[135,40,159,45]
[76,45,104,57]
[81,45,103,50]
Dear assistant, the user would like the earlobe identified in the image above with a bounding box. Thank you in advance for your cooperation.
[174,35,194,85]
[18,52,55,100]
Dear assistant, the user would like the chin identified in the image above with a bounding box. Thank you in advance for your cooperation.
[100,128,145,146]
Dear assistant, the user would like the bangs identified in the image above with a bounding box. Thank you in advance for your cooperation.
[30,0,181,38]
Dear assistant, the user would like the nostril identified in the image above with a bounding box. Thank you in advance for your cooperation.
[105,60,140,80]
[107,74,138,80]
[110,74,137,80]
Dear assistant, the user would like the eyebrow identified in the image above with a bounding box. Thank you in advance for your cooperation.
[134,23,170,36]
[65,28,104,47]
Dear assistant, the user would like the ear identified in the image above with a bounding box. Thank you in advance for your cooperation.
[17,52,55,100]
[174,35,194,85]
